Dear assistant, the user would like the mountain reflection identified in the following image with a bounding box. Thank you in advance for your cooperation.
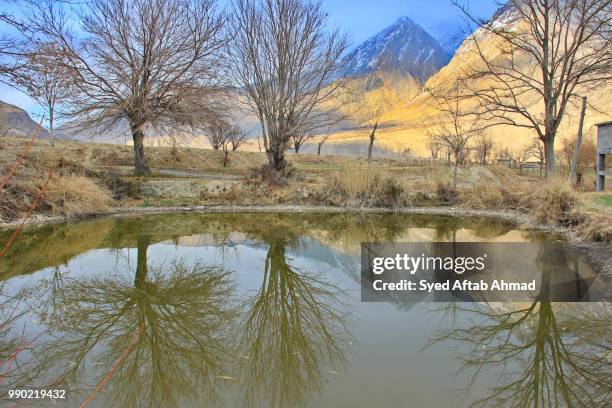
[428,248,611,408]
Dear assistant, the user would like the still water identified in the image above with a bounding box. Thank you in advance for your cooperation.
[0,213,610,407]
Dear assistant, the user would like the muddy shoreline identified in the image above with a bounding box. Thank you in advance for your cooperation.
[1,204,610,277]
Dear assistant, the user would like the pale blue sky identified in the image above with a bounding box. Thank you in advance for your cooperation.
[0,0,500,120]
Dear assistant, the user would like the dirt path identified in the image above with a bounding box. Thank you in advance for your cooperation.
[156,169,241,180]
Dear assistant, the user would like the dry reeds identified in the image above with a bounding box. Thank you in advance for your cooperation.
[45,175,112,217]
[461,177,583,226]
[321,168,405,207]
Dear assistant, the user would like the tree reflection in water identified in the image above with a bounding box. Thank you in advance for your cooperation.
[21,229,353,407]
[428,245,611,408]
[32,236,239,408]
[238,236,353,408]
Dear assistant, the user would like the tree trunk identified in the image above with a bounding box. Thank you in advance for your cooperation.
[130,121,151,175]
[223,150,229,167]
[367,122,378,161]
[568,96,587,186]
[539,162,543,178]
[294,142,301,154]
[266,140,287,173]
[453,159,459,190]
[134,235,150,288]
[544,136,555,178]
[49,107,55,148]
[317,141,323,156]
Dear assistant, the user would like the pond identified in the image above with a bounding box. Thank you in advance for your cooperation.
[0,213,610,407]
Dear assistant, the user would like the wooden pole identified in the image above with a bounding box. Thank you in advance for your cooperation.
[568,96,587,186]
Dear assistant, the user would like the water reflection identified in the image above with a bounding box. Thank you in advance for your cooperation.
[32,240,238,407]
[429,256,611,407]
[238,236,352,408]
[0,213,607,407]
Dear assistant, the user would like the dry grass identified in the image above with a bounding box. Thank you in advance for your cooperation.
[45,175,111,217]
[1,137,610,243]
[460,180,524,210]
[526,179,583,226]
[461,177,584,226]
[319,168,406,208]
[578,214,612,243]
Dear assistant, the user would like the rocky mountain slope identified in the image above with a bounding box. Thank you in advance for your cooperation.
[0,101,48,138]
[327,6,612,157]
[426,18,472,55]
[343,17,451,85]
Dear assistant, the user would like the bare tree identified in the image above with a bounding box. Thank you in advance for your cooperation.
[230,0,348,174]
[351,73,390,161]
[429,84,483,189]
[207,122,247,166]
[428,140,442,161]
[453,0,612,177]
[509,146,531,174]
[30,0,227,174]
[11,42,72,147]
[229,128,247,152]
[316,129,332,156]
[291,129,312,154]
[206,124,227,151]
[559,132,597,183]
[474,133,494,164]
[527,138,546,178]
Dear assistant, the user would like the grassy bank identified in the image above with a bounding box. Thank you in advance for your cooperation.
[1,137,610,243]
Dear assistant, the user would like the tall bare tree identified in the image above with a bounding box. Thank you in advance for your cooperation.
[429,84,483,189]
[30,0,227,174]
[230,0,348,174]
[454,0,612,176]
[351,73,390,161]
[11,42,72,147]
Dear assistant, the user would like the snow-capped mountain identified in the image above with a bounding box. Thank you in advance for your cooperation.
[342,16,451,84]
[427,17,473,55]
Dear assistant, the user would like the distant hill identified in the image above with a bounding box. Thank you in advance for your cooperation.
[0,101,48,138]
[342,17,451,91]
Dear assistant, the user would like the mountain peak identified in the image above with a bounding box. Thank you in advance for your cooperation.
[394,16,416,25]
[343,17,451,84]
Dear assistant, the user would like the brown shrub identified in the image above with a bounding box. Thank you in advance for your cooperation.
[45,175,112,217]
[579,214,612,243]
[525,179,583,226]
[320,168,405,208]
[460,181,523,210]
[435,181,458,204]
[461,178,582,227]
